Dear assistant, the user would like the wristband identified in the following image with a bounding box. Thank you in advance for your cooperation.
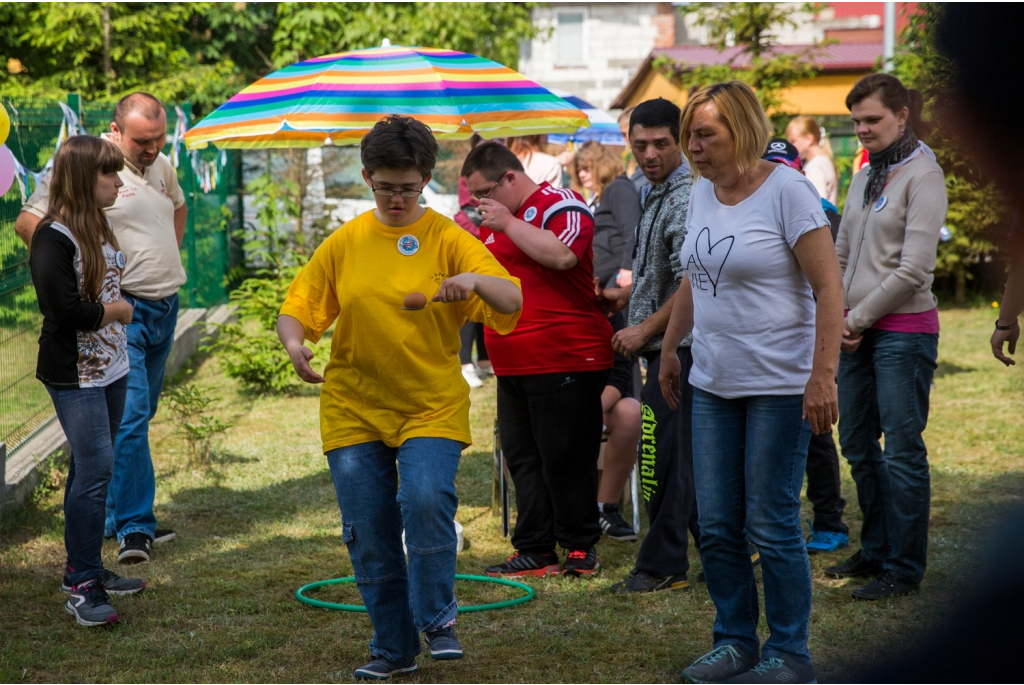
[995,319,1019,331]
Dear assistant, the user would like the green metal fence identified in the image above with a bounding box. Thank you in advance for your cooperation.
[0,94,241,460]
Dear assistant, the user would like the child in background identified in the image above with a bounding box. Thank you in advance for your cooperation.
[30,135,146,627]
[277,116,522,681]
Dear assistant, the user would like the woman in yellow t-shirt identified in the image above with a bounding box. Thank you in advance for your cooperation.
[277,117,522,680]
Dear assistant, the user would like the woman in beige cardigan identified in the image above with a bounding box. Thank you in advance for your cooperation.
[824,74,947,601]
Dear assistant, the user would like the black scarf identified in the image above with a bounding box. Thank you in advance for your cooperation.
[863,128,920,207]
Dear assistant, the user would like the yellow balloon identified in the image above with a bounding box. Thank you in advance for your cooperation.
[0,103,8,146]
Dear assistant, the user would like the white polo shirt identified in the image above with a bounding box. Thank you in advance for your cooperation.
[24,136,187,300]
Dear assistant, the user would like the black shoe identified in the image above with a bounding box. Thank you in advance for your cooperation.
[61,567,146,595]
[563,547,599,576]
[598,504,637,541]
[353,656,418,680]
[824,550,882,579]
[485,550,561,577]
[851,569,920,600]
[610,568,688,594]
[725,656,817,684]
[695,544,760,583]
[153,529,176,545]
[425,626,463,660]
[118,533,152,564]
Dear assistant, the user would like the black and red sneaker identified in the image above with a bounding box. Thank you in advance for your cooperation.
[563,547,599,577]
[485,550,561,578]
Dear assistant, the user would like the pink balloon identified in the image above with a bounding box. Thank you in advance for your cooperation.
[0,145,15,197]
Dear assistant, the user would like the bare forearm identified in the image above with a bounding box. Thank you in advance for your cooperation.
[660,281,693,351]
[15,212,41,249]
[999,253,1024,325]
[276,314,307,352]
[503,218,578,270]
[642,287,679,339]
[472,275,523,314]
[812,283,843,377]
[174,205,187,247]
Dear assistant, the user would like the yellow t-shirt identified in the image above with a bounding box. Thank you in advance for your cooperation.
[280,208,521,453]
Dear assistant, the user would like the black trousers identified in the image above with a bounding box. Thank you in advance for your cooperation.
[458,321,488,365]
[498,369,608,552]
[805,431,849,534]
[636,348,700,577]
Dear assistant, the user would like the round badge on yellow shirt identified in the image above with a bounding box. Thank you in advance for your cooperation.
[397,235,419,256]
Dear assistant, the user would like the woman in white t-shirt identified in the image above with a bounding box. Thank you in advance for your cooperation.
[786,115,838,205]
[659,82,844,685]
[507,135,564,187]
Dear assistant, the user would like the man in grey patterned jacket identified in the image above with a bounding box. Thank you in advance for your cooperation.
[609,98,700,594]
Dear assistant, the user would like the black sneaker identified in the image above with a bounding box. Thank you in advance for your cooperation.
[61,567,146,595]
[599,504,637,541]
[725,656,816,684]
[485,550,561,578]
[353,656,418,680]
[851,569,920,600]
[824,550,882,579]
[610,568,689,594]
[65,579,119,627]
[118,533,152,564]
[425,625,463,660]
[563,547,599,576]
[682,644,758,683]
[153,529,176,545]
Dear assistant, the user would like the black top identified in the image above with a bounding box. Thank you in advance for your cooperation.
[30,223,110,388]
[591,174,642,287]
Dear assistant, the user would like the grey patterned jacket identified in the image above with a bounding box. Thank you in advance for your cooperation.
[628,160,693,355]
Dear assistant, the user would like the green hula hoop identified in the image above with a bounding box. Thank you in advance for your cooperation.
[295,574,534,613]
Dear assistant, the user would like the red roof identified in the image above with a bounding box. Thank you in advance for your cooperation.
[655,42,882,71]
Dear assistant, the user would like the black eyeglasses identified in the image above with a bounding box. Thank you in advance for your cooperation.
[471,174,506,201]
[370,182,424,199]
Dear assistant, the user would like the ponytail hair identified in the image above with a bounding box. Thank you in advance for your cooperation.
[787,115,835,161]
[845,73,933,139]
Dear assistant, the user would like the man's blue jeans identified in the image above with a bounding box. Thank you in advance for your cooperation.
[47,376,128,586]
[692,388,813,664]
[838,329,938,584]
[326,438,462,663]
[105,293,179,541]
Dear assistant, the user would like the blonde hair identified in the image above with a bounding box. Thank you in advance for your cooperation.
[680,81,772,178]
[574,142,624,200]
[507,135,548,163]
[787,115,835,161]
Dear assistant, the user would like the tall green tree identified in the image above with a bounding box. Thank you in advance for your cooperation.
[656,2,828,125]
[893,2,1003,302]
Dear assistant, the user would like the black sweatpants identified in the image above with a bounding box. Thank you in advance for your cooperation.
[497,369,608,553]
[636,348,700,577]
[805,431,849,534]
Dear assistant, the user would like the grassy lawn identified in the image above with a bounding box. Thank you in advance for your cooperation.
[2,306,1022,683]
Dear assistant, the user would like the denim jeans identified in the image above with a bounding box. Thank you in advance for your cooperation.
[838,329,938,584]
[326,438,462,663]
[47,376,128,586]
[105,293,179,541]
[692,388,813,664]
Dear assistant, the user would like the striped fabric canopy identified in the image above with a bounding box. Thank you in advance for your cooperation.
[184,45,590,149]
[546,89,627,146]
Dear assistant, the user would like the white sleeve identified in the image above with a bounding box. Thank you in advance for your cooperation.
[779,173,829,249]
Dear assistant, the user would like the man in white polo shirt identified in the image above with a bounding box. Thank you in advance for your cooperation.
[16,93,187,565]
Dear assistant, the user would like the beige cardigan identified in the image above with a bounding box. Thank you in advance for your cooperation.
[836,154,948,334]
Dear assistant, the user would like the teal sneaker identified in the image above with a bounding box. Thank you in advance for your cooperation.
[805,522,849,554]
[683,645,758,683]
[724,656,817,683]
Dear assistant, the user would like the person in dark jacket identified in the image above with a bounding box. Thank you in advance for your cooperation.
[576,141,643,541]
[29,135,146,628]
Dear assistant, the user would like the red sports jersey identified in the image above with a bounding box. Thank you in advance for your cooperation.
[481,183,613,376]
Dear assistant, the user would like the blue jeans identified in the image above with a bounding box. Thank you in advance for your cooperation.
[105,293,179,541]
[326,438,462,663]
[838,329,938,584]
[47,376,128,586]
[692,388,813,664]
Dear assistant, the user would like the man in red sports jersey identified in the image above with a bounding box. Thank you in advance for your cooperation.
[462,142,613,578]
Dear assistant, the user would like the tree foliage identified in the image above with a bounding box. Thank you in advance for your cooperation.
[893,2,1003,301]
[656,2,828,123]
[0,2,539,113]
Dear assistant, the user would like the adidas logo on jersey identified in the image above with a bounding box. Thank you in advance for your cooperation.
[484,234,496,245]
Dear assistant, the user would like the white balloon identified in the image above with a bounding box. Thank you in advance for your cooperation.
[0,145,16,197]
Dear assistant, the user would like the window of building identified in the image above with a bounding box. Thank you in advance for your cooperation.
[556,11,586,66]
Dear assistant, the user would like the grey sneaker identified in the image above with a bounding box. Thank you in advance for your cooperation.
[425,625,463,660]
[725,656,817,683]
[353,656,418,680]
[683,645,758,683]
[65,580,119,627]
[61,568,146,595]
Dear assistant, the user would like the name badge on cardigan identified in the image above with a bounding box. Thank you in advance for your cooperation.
[873,196,888,212]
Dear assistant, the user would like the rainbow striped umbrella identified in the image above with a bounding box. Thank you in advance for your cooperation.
[184,45,590,149]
